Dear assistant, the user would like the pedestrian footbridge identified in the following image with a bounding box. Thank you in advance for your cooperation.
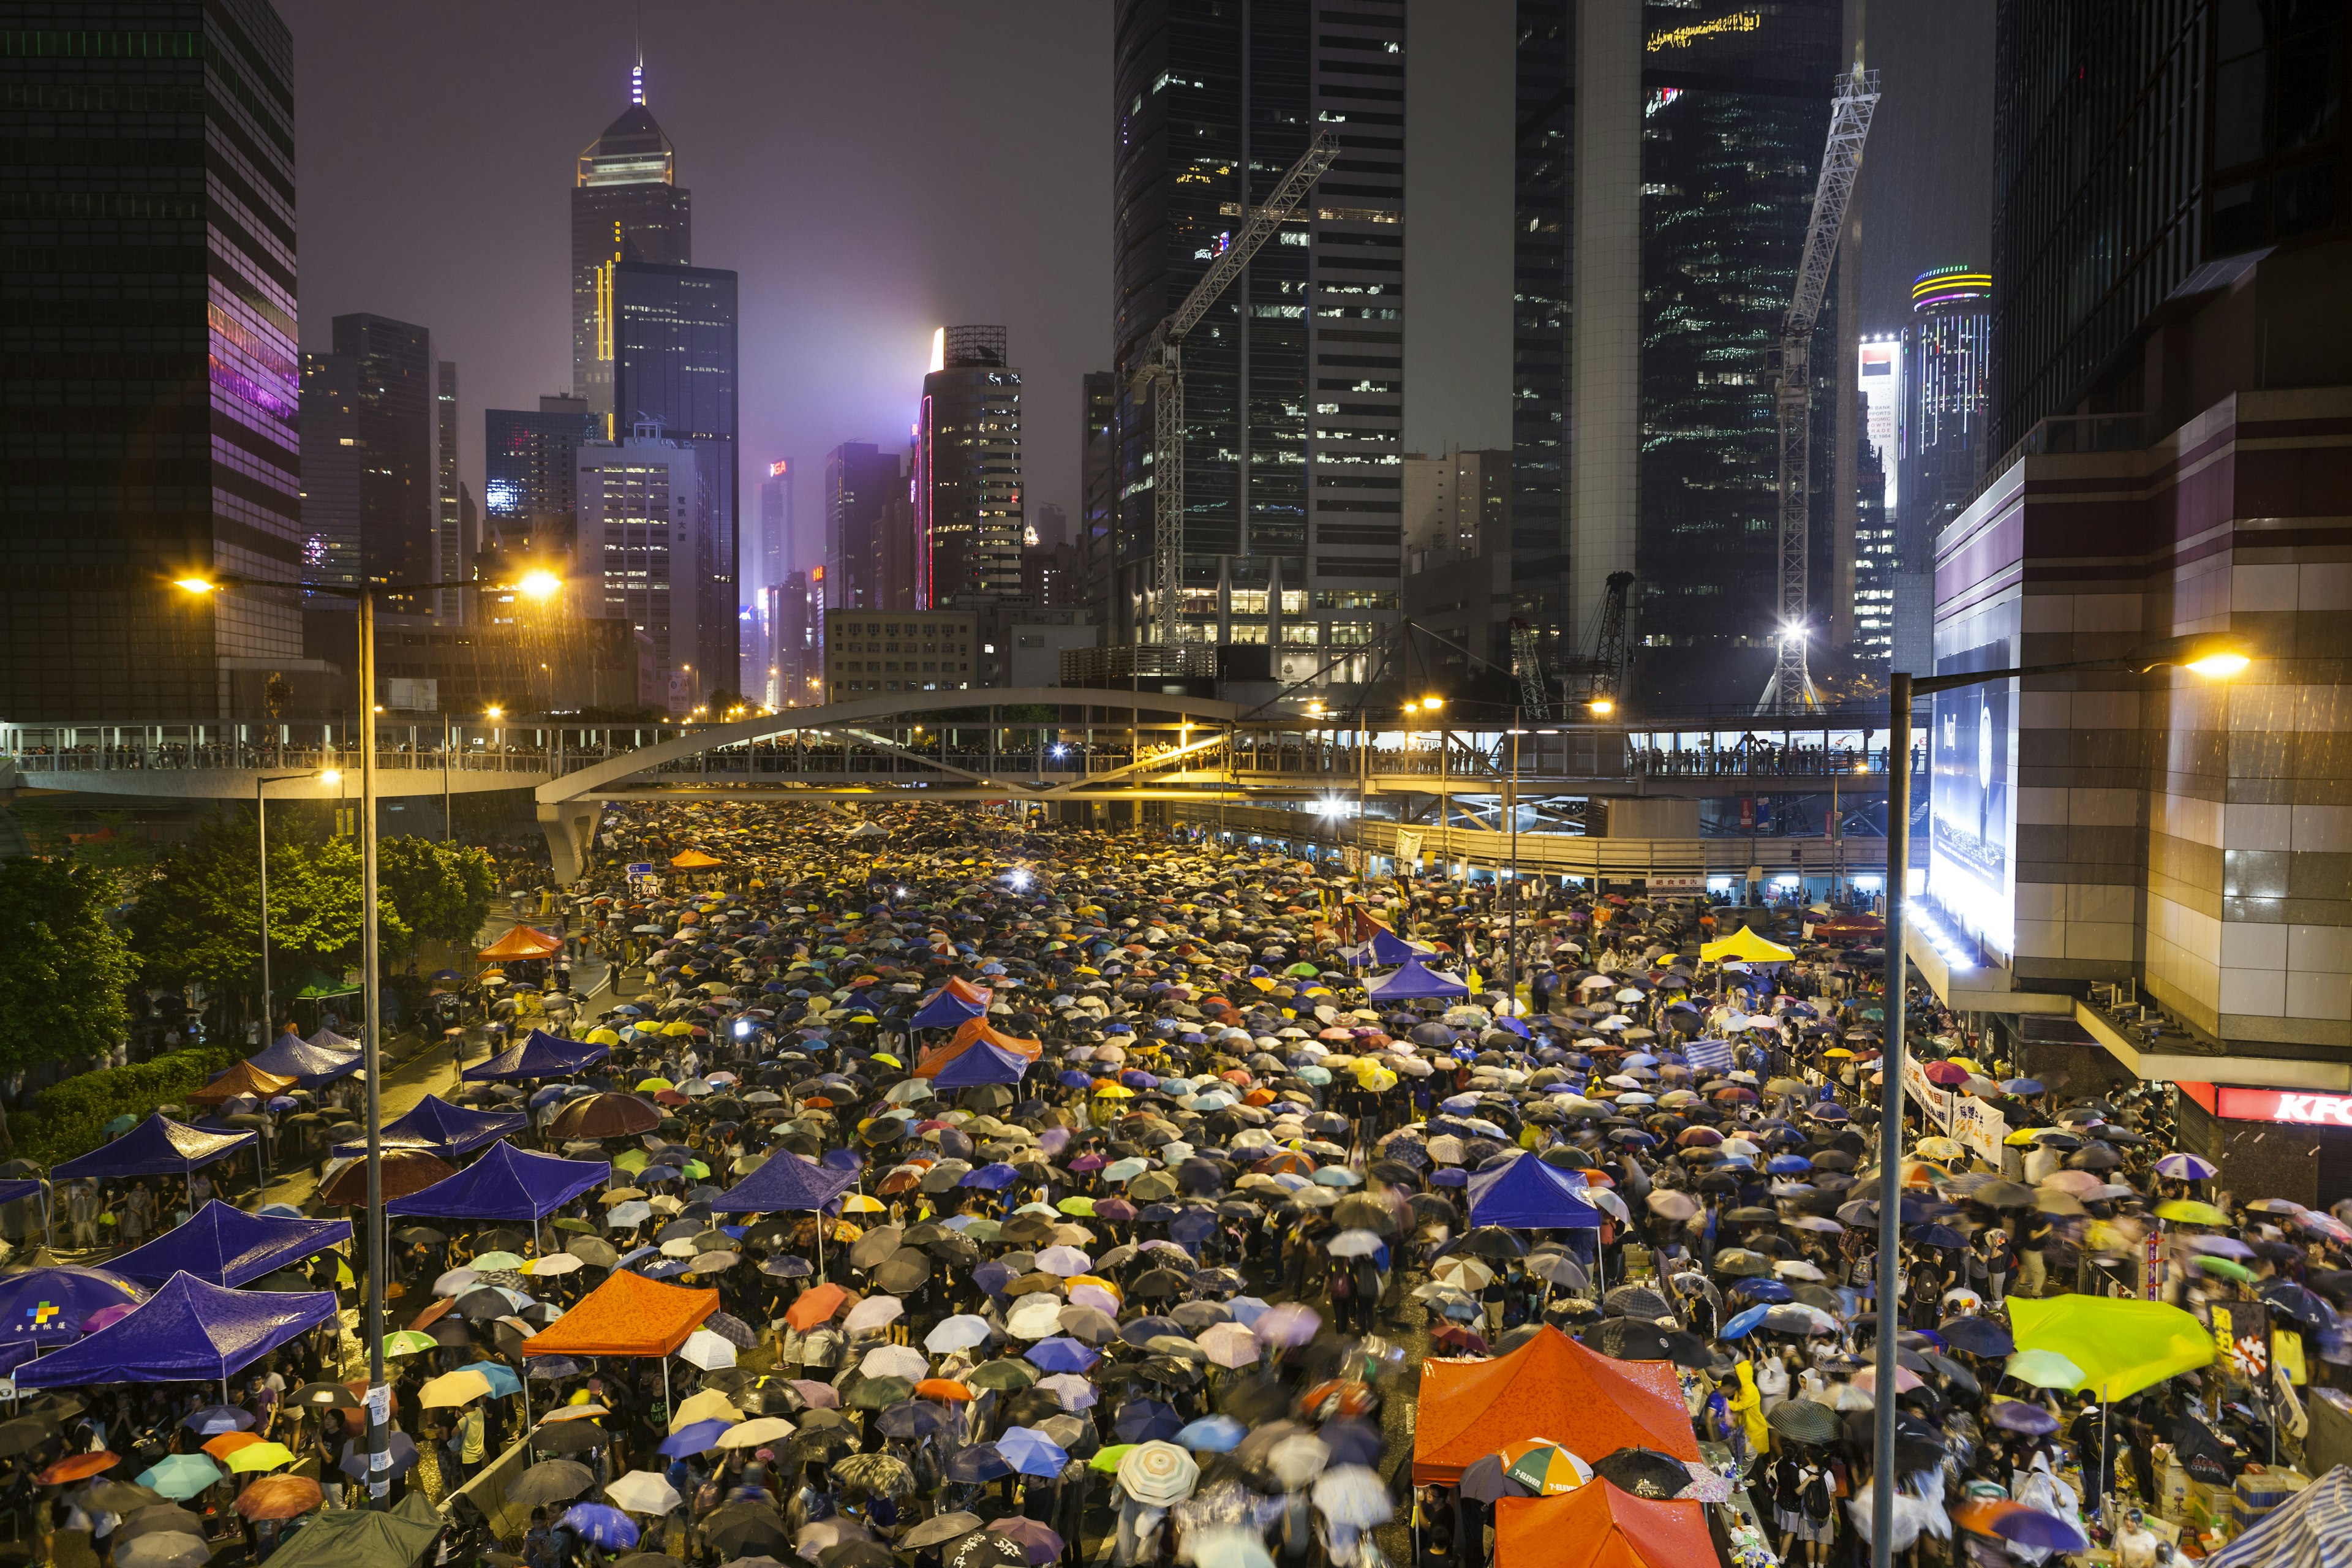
[4,690,1907,880]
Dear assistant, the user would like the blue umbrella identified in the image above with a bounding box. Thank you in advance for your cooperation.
[459,1360,524,1398]
[1175,1415,1247,1453]
[998,1425,1070,1479]
[659,1419,733,1457]
[962,1163,1022,1192]
[946,1443,1011,1483]
[1720,1305,1770,1340]
[183,1404,254,1436]
[1727,1278,1793,1305]
[560,1504,639,1550]
[1025,1336,1099,1374]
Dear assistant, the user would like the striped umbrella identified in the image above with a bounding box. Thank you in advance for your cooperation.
[1498,1439,1593,1496]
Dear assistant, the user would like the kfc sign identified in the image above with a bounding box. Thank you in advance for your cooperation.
[2216,1087,2352,1126]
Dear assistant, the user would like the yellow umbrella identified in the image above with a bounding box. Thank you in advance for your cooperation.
[585,1028,621,1046]
[1822,1047,1855,1060]
[662,1022,696,1038]
[2154,1199,2231,1226]
[840,1194,886,1213]
[225,1442,297,1474]
[637,1077,677,1091]
[1093,1084,1134,1099]
[419,1369,494,1408]
[872,1054,903,1069]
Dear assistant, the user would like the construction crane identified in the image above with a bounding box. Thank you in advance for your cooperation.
[1588,570,1634,715]
[1507,620,1551,720]
[1761,68,1880,713]
[1131,131,1340,646]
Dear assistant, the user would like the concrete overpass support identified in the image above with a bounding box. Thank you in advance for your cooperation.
[538,801,601,885]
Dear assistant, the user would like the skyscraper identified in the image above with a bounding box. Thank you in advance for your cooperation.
[1111,0,1404,682]
[612,260,738,690]
[1079,372,1120,633]
[825,442,905,611]
[331,314,440,618]
[483,396,603,562]
[0,0,301,721]
[572,63,692,428]
[1510,1,1845,712]
[299,353,364,598]
[917,325,1024,607]
[1897,266,1990,674]
[576,429,702,712]
[435,360,462,621]
[758,459,794,593]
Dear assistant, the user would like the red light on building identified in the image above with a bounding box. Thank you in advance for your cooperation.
[810,565,824,582]
[2212,1087,2352,1126]
[769,459,788,478]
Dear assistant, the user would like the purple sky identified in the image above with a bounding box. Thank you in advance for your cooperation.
[277,1,1982,577]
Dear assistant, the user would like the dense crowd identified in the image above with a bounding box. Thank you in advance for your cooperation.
[0,799,2343,1568]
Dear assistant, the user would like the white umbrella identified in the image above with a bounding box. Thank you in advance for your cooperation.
[1324,1230,1384,1259]
[1035,1245,1091,1277]
[1037,1373,1099,1410]
[1117,1441,1199,1507]
[924,1314,993,1354]
[606,1469,682,1515]
[1197,1322,1260,1369]
[1311,1465,1394,1528]
[1431,1257,1494,1291]
[859,1343,929,1381]
[843,1295,905,1335]
[1007,1298,1067,1340]
[1266,1432,1332,1491]
[677,1329,737,1371]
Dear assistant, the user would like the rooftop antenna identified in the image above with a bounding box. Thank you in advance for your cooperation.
[630,3,644,104]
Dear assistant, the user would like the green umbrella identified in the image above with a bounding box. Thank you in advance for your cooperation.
[966,1360,1038,1392]
[848,1376,914,1410]
[383,1330,439,1357]
[2191,1254,2257,1284]
[1088,1443,1137,1474]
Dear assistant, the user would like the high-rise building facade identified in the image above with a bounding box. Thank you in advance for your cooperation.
[758,459,794,592]
[1509,2,1578,682]
[824,442,905,611]
[917,325,1023,608]
[1111,0,1404,684]
[0,0,302,720]
[1079,372,1120,635]
[483,396,602,562]
[1990,0,2346,454]
[327,314,440,618]
[1896,266,1991,674]
[611,260,738,691]
[435,360,462,620]
[299,353,364,597]
[572,66,692,427]
[576,431,701,712]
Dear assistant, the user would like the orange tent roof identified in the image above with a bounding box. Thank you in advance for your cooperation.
[1411,1325,1698,1484]
[478,925,564,961]
[669,850,722,869]
[1495,1483,1713,1568]
[187,1060,300,1107]
[519,1270,717,1358]
[913,1015,1044,1079]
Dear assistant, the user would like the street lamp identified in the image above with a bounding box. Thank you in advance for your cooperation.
[255,769,336,1031]
[1864,629,2252,1567]
[175,563,559,1504]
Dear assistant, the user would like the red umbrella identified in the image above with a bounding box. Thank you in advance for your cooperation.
[37,1452,118,1485]
[320,1148,455,1205]
[785,1282,851,1332]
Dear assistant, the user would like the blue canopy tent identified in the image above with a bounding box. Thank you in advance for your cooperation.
[107,1200,352,1290]
[0,1178,48,1250]
[710,1154,859,1281]
[14,1272,337,1395]
[1343,925,1428,967]
[385,1140,608,1221]
[911,986,989,1030]
[1365,959,1469,1002]
[247,1029,362,1087]
[1466,1153,1602,1230]
[330,1093,525,1161]
[0,1265,148,1375]
[52,1115,260,1201]
[929,1038,1033,1088]
[461,1028,612,1083]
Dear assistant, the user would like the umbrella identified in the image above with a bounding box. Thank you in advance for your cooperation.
[1766,1400,1840,1446]
[233,1476,322,1521]
[560,1503,640,1550]
[508,1459,598,1507]
[1115,1441,1199,1506]
[136,1455,226,1501]
[997,1426,1071,1479]
[1590,1447,1692,1501]
[1309,1465,1393,1528]
[607,1470,683,1515]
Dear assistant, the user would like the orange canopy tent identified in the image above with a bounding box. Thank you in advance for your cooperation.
[518,1269,718,1358]
[1495,1483,1713,1568]
[913,1015,1045,1080]
[187,1060,300,1107]
[669,850,722,869]
[1411,1325,1698,1484]
[478,925,563,962]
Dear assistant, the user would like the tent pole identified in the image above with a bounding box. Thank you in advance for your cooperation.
[662,1355,671,1417]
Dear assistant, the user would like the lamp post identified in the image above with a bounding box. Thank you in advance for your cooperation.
[176,564,559,1504]
[255,770,335,1036]
[1507,710,1523,1005]
[1865,631,2252,1568]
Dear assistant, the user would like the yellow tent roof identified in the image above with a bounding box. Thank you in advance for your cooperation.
[1700,926,1796,964]
[670,849,723,869]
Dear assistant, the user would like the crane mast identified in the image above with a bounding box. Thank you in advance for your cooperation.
[1763,68,1879,712]
[1131,130,1339,646]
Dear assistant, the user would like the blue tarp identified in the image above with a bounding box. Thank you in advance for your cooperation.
[911,988,989,1029]
[248,1029,363,1087]
[929,1038,1033,1088]
[0,1265,147,1345]
[386,1140,609,1221]
[709,1152,858,1215]
[0,1179,43,1209]
[461,1028,612,1083]
[1365,959,1470,1001]
[51,1115,256,1180]
[1466,1153,1602,1230]
[331,1094,525,1161]
[15,1272,337,1389]
[107,1200,353,1290]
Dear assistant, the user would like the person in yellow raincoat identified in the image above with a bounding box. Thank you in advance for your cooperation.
[1730,1358,1770,1460]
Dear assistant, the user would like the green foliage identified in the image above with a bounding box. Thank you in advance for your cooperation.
[17,1043,241,1169]
[126,814,407,1005]
[0,858,136,1074]
[377,836,495,956]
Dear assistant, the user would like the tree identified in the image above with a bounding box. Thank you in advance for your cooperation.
[0,857,135,1071]
[377,837,496,955]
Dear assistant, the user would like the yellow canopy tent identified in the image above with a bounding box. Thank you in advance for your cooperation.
[669,850,722,869]
[1700,925,1796,964]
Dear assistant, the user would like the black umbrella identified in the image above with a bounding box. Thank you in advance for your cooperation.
[1458,1226,1526,1259]
[706,1504,793,1558]
[1766,1400,1839,1446]
[1591,1447,1691,1500]
[1455,1452,1532,1504]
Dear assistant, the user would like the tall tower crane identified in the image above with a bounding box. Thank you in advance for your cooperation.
[1131,131,1340,646]
[1761,69,1880,712]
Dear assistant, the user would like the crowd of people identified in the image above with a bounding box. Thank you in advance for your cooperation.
[0,799,2343,1568]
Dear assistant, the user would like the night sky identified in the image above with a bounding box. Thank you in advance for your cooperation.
[279,0,1987,576]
